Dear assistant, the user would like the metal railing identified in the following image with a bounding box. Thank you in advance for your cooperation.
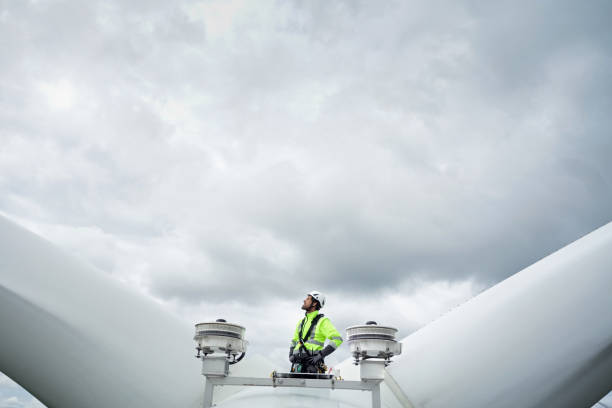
[202,371,383,408]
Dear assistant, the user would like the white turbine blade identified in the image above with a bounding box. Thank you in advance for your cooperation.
[0,216,204,408]
[383,221,612,408]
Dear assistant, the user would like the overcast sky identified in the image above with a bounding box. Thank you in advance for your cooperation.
[1,0,612,406]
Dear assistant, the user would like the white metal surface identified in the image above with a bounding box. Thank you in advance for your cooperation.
[201,356,230,377]
[204,376,383,408]
[359,360,387,381]
[208,376,377,389]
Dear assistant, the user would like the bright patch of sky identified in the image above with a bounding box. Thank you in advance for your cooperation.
[37,79,77,110]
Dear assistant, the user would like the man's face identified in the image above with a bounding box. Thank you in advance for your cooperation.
[301,295,314,311]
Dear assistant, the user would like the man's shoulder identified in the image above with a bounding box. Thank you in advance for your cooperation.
[318,315,333,323]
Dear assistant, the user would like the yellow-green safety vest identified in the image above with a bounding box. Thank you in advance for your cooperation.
[291,310,343,353]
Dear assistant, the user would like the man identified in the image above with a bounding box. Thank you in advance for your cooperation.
[289,291,343,373]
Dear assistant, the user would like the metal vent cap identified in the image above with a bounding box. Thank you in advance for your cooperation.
[346,322,401,363]
[346,324,398,341]
[195,321,245,340]
[194,321,247,356]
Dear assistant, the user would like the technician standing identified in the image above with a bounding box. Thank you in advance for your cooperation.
[289,291,343,373]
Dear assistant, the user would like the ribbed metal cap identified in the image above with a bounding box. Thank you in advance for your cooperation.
[194,321,246,340]
[346,324,398,341]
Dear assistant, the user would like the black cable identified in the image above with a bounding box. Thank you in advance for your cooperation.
[229,352,245,365]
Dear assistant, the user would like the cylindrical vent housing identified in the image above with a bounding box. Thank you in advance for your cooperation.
[194,321,247,356]
[347,324,397,341]
[346,323,401,360]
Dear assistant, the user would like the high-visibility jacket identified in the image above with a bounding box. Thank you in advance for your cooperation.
[291,310,343,354]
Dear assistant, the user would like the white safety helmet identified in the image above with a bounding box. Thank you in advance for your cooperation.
[307,290,326,309]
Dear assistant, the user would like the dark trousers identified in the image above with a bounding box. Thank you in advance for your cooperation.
[300,363,320,373]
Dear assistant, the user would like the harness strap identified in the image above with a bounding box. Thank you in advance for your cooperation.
[298,313,324,355]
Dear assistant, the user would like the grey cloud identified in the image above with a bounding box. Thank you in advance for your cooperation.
[464,1,612,89]
[2,3,612,406]
[1,0,612,305]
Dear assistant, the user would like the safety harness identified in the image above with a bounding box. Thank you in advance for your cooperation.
[291,313,327,373]
[297,313,324,355]
[292,313,328,374]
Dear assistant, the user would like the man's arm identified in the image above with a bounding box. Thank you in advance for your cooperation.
[289,319,301,362]
[307,318,343,364]
[320,318,343,350]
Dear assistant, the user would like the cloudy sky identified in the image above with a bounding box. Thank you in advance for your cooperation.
[1,0,612,406]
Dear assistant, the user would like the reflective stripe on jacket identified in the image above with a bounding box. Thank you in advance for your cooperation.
[291,310,343,353]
